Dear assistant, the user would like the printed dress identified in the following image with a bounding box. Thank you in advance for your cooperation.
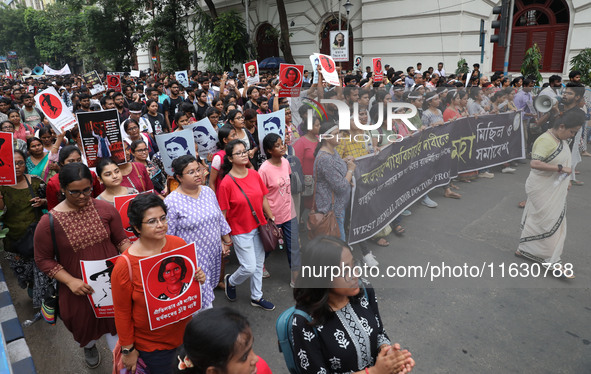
[291,283,392,374]
[165,187,231,308]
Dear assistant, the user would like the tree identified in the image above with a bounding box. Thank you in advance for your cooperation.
[0,6,39,66]
[521,43,543,85]
[276,0,294,63]
[455,58,469,75]
[194,10,251,71]
[570,49,591,86]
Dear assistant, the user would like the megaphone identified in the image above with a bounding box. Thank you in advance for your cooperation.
[534,95,558,113]
[22,67,32,76]
[33,66,44,75]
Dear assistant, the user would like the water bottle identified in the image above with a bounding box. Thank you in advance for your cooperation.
[553,172,568,186]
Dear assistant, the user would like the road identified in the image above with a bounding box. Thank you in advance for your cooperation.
[3,159,591,373]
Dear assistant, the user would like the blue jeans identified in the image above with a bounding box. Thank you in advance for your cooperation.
[138,348,176,374]
[278,217,301,271]
[230,227,265,300]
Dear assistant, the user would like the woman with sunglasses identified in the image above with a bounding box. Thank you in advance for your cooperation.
[111,193,206,374]
[165,155,231,310]
[35,162,131,369]
[0,150,50,312]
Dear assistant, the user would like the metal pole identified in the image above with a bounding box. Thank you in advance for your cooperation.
[245,0,250,37]
[503,0,515,75]
[339,0,342,31]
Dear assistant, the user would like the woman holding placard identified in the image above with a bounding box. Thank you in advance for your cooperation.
[111,193,206,374]
[34,162,131,368]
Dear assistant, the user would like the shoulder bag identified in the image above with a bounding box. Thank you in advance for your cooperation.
[41,213,59,324]
[229,174,283,253]
[306,168,340,240]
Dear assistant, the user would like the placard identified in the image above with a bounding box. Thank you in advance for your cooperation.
[330,30,349,62]
[354,55,362,70]
[77,109,125,168]
[257,109,286,147]
[175,70,189,88]
[373,58,383,82]
[83,71,106,96]
[138,243,202,330]
[278,64,304,98]
[107,74,122,92]
[244,60,260,85]
[113,192,154,242]
[317,54,339,86]
[309,54,320,85]
[0,132,16,185]
[34,86,77,134]
[186,118,218,160]
[80,255,120,318]
[155,130,196,176]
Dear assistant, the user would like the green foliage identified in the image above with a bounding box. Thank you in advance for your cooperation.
[194,10,251,71]
[150,0,193,71]
[521,43,543,85]
[570,49,591,86]
[0,6,39,66]
[455,58,469,75]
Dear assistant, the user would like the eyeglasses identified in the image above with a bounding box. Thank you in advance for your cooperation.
[184,168,205,176]
[209,115,220,119]
[14,160,25,166]
[67,187,93,197]
[232,150,249,157]
[142,215,168,226]
[134,148,148,153]
[127,126,139,131]
[234,116,244,120]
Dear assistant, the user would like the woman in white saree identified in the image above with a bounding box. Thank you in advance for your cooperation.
[516,109,586,278]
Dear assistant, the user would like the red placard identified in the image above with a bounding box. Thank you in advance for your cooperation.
[0,132,16,185]
[278,64,304,98]
[107,74,122,92]
[138,243,202,330]
[113,191,154,242]
[373,58,383,82]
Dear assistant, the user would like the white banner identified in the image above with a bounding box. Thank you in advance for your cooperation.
[34,86,77,134]
[43,64,71,76]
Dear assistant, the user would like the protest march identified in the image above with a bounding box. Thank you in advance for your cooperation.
[0,31,590,374]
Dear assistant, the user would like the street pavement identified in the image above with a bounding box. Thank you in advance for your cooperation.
[3,158,591,373]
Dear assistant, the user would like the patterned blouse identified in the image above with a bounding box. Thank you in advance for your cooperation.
[291,283,391,374]
[313,150,351,218]
[165,187,231,308]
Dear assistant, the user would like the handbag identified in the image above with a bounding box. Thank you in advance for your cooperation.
[41,213,59,325]
[229,175,284,253]
[11,176,40,257]
[307,169,340,240]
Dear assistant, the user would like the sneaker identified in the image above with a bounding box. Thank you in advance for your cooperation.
[421,195,438,208]
[572,180,584,186]
[262,266,270,279]
[501,167,516,174]
[401,209,412,216]
[224,274,236,301]
[251,298,275,311]
[84,345,101,369]
[363,252,379,267]
[479,171,495,179]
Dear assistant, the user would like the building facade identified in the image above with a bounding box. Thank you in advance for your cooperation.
[136,0,589,77]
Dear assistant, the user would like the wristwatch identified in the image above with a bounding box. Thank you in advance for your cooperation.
[121,346,135,355]
[557,164,563,173]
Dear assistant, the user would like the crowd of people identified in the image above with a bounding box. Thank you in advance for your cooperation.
[0,59,588,372]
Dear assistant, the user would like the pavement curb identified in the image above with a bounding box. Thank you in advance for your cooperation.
[0,262,37,374]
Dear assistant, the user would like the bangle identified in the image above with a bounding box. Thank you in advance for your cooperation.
[365,368,370,374]
[347,170,353,174]
[557,164,563,173]
[222,241,232,246]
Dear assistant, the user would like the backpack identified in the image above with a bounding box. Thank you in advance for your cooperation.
[276,307,315,374]
[276,285,368,374]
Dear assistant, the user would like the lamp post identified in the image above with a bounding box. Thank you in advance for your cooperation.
[338,0,342,31]
[343,0,353,31]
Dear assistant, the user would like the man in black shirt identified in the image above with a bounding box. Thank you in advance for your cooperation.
[194,89,209,121]
[163,81,183,130]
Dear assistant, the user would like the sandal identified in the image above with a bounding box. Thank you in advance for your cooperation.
[372,238,390,247]
[394,225,405,236]
[444,189,461,199]
[518,200,526,209]
[450,183,460,190]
